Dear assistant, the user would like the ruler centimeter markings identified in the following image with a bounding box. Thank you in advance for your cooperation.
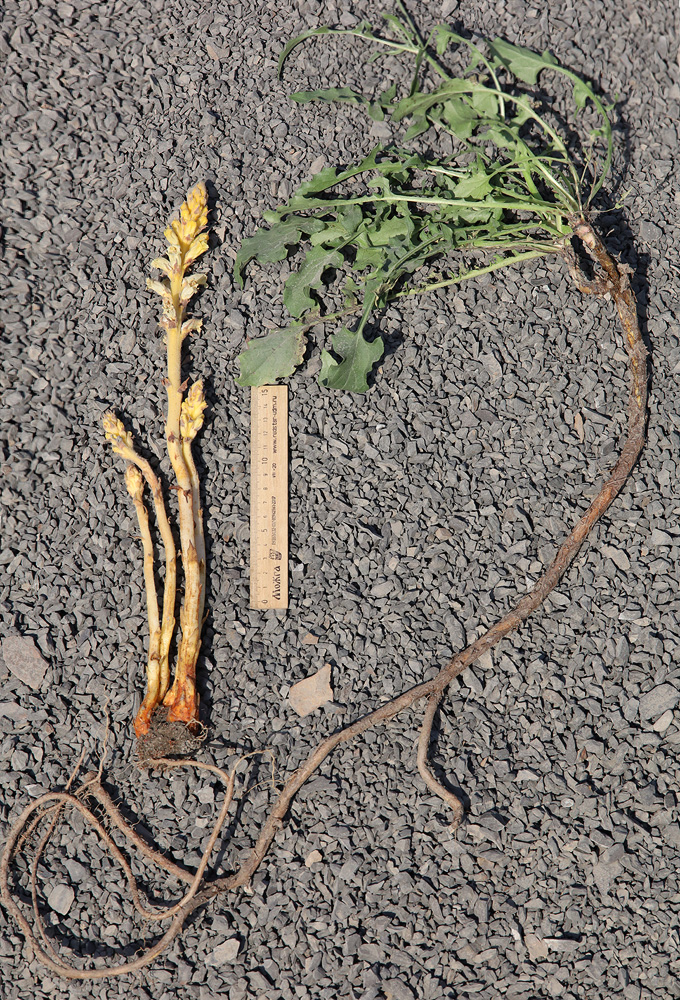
[250,385,288,609]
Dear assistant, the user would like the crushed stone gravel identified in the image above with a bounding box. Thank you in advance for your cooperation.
[1,0,680,997]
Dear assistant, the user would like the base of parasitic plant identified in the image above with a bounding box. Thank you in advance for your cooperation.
[136,706,207,763]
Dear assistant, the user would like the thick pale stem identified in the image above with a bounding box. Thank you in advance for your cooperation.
[163,340,202,723]
[126,466,163,738]
[159,203,208,726]
[125,454,176,701]
[139,458,177,702]
[182,441,206,627]
[102,418,178,732]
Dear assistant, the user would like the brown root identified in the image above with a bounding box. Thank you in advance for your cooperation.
[417,692,465,828]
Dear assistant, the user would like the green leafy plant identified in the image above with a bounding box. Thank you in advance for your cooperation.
[236,5,615,392]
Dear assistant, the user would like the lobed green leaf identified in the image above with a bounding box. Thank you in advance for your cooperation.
[234,218,326,286]
[235,324,307,386]
[308,204,364,245]
[487,39,559,85]
[278,26,335,77]
[440,97,480,140]
[391,79,474,123]
[283,245,345,317]
[319,325,384,393]
[433,24,467,58]
[235,14,615,392]
[572,78,593,111]
[454,169,493,200]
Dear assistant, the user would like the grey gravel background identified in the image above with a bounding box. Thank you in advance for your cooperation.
[1,0,680,997]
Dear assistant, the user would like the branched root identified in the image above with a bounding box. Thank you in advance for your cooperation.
[0,217,648,979]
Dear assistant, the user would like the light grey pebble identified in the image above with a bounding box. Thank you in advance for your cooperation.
[0,702,31,724]
[639,684,679,720]
[1,636,48,690]
[652,709,674,733]
[544,937,581,953]
[639,220,663,242]
[592,857,623,893]
[649,528,674,546]
[381,978,416,1000]
[662,825,680,848]
[206,938,240,965]
[63,859,89,882]
[600,544,631,571]
[47,884,75,916]
[524,933,549,960]
[623,697,640,722]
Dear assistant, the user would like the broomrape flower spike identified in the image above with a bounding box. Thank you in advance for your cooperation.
[103,181,210,745]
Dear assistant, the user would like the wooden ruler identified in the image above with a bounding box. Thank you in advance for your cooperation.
[250,385,288,609]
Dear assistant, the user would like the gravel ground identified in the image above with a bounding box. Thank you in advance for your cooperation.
[2,1,680,997]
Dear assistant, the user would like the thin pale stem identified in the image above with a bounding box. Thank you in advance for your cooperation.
[129,478,162,736]
[109,441,177,723]
[277,191,572,217]
[107,442,177,724]
[401,247,558,294]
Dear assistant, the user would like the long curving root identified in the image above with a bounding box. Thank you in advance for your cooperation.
[0,215,647,978]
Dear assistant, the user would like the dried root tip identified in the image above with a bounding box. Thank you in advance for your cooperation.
[180,380,207,442]
[417,693,465,830]
[134,699,156,739]
[564,249,611,297]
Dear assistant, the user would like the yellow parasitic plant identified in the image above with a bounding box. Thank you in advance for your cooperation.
[102,181,209,743]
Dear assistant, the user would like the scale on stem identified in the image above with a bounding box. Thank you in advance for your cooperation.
[103,182,209,751]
